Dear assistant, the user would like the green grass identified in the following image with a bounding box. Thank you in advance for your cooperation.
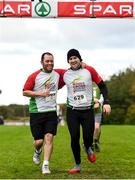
[0,125,135,179]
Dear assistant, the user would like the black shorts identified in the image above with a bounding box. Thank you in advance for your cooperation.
[30,111,58,140]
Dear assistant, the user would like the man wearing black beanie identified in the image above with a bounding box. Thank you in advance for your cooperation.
[67,49,82,62]
[63,48,111,174]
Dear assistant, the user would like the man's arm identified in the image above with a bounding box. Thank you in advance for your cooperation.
[83,63,111,114]
[97,81,111,115]
[54,69,66,89]
[23,89,50,97]
[22,70,51,98]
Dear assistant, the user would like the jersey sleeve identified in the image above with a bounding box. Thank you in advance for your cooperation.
[85,65,103,84]
[23,70,40,91]
[54,69,66,89]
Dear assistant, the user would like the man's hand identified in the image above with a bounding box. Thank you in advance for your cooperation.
[103,104,111,115]
[81,62,86,68]
[94,102,100,109]
[41,88,50,97]
[94,98,100,109]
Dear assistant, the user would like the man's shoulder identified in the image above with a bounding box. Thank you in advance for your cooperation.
[30,69,41,76]
[85,65,95,71]
[54,69,67,75]
[28,69,41,79]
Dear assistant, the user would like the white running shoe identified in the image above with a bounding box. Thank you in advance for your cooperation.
[33,149,42,165]
[42,164,51,174]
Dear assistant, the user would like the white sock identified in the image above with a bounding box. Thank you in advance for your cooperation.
[43,160,49,166]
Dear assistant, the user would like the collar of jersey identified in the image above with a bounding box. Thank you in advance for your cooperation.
[41,68,52,73]
[70,65,82,71]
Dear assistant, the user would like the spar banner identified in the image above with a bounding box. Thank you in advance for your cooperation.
[0,0,134,18]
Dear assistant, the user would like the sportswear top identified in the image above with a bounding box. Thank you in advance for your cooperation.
[23,69,64,113]
[23,65,106,112]
[63,65,102,108]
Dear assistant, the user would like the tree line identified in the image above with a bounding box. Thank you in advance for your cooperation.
[0,104,29,121]
[0,67,135,124]
[104,66,135,124]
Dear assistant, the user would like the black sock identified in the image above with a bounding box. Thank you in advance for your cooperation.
[94,139,98,143]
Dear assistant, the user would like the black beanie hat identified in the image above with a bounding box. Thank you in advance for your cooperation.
[67,49,82,62]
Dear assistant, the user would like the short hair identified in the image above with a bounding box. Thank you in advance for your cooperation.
[41,52,53,62]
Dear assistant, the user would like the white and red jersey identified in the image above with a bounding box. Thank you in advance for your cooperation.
[23,69,64,113]
[23,66,102,111]
[63,66,102,108]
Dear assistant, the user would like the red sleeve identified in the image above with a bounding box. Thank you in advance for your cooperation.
[54,69,66,89]
[23,70,41,91]
[85,65,103,84]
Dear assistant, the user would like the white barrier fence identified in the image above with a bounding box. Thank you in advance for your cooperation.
[4,121,30,126]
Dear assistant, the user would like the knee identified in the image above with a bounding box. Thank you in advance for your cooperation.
[71,134,79,143]
[95,126,99,130]
[45,133,53,145]
[35,139,43,147]
[95,123,100,130]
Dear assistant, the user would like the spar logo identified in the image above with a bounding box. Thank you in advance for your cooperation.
[58,2,133,17]
[35,1,51,17]
[73,3,133,17]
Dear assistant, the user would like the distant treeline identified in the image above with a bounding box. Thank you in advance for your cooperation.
[0,67,135,124]
[104,66,135,124]
[0,104,29,121]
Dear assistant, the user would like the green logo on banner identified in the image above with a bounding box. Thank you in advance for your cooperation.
[35,2,51,17]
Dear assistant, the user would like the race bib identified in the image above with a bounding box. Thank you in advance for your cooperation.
[73,92,87,105]
[45,91,56,102]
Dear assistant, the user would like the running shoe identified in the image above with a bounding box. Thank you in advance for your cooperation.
[68,165,81,174]
[33,149,42,165]
[94,142,100,152]
[87,147,96,163]
[42,164,51,174]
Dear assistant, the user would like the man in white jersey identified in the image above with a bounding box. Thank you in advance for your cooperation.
[23,52,63,175]
[63,49,111,173]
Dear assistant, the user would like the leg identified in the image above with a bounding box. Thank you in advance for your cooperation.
[93,113,102,152]
[81,109,95,150]
[44,133,54,161]
[66,108,81,165]
[94,122,101,142]
[81,109,96,163]
[42,111,58,174]
[30,113,44,165]
[42,133,53,174]
[94,113,102,142]
[98,128,101,143]
[42,134,54,175]
[33,139,43,165]
[34,139,43,151]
